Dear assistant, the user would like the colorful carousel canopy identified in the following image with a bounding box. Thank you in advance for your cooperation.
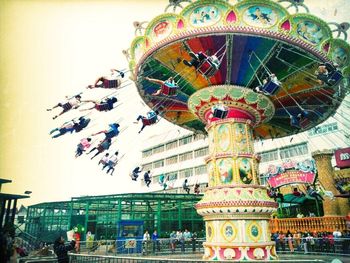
[129,0,350,139]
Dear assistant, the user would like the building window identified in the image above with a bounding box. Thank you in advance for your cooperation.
[195,165,207,175]
[179,136,193,146]
[142,149,152,158]
[194,147,209,158]
[259,150,278,163]
[143,163,152,171]
[279,143,308,160]
[179,168,193,178]
[153,160,164,168]
[259,174,269,186]
[166,140,178,150]
[165,171,178,181]
[166,155,178,165]
[308,122,338,136]
[193,133,206,141]
[153,145,165,154]
[179,151,193,162]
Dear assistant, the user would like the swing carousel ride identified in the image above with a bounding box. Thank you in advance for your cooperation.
[127,0,350,260]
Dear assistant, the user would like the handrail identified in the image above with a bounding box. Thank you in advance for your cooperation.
[269,216,347,233]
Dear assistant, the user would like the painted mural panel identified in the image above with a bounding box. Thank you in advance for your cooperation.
[329,40,350,67]
[238,158,253,184]
[207,161,216,187]
[189,5,221,27]
[234,123,248,152]
[208,128,215,154]
[217,158,233,184]
[296,20,324,45]
[217,123,231,152]
[151,20,173,42]
[131,37,146,62]
[243,6,278,28]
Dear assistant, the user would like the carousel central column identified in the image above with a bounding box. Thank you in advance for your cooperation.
[188,86,278,261]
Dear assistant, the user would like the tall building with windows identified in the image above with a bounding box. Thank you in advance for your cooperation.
[140,129,209,193]
[140,117,350,193]
[256,119,349,185]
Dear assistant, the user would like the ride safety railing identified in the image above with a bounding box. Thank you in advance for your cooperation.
[69,238,205,256]
[270,216,347,233]
[274,237,350,255]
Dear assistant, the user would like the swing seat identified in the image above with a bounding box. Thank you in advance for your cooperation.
[327,70,343,85]
[262,80,280,95]
[59,102,73,112]
[298,110,309,119]
[142,115,157,126]
[161,82,178,96]
[198,56,219,77]
[290,115,301,128]
[213,108,228,119]
[96,103,110,112]
[103,79,120,88]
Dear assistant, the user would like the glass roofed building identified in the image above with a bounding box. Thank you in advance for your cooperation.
[25,193,203,242]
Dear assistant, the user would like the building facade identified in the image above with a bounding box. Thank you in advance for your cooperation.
[140,118,350,195]
[140,129,209,193]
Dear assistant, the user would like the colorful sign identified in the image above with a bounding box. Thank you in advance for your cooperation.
[268,170,316,188]
[66,230,74,241]
[335,147,350,169]
[124,239,137,249]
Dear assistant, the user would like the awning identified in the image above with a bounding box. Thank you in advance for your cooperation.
[278,193,316,204]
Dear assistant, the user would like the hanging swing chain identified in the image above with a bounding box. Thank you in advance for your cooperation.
[137,41,229,118]
[248,53,263,86]
[273,95,292,117]
[278,85,305,111]
[280,46,322,64]
[250,50,273,77]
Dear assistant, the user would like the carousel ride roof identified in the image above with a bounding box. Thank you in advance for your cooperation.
[128,0,350,139]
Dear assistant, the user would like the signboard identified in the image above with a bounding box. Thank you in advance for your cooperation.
[66,230,74,241]
[124,239,137,249]
[335,147,350,169]
[268,170,316,188]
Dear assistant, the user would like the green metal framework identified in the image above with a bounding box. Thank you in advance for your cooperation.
[25,193,204,242]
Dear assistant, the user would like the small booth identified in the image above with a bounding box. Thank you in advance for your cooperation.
[116,220,143,254]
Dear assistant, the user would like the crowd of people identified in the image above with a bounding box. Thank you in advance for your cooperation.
[271,229,350,254]
[47,68,165,177]
[142,229,198,255]
[0,230,30,263]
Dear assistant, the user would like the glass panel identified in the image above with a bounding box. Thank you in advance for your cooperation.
[179,136,193,146]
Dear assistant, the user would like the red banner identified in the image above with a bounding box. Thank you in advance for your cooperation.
[335,147,350,169]
[268,170,316,188]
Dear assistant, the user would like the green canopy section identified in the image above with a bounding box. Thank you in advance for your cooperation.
[278,194,316,204]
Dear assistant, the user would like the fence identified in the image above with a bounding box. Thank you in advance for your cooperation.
[18,237,350,263]
[19,253,350,263]
[275,237,350,255]
[74,238,204,255]
[270,216,347,233]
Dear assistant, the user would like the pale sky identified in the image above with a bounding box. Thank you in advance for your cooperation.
[0,0,349,207]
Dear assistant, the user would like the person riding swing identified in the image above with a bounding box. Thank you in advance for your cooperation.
[47,94,82,120]
[254,73,281,95]
[211,101,228,119]
[81,97,118,112]
[249,51,281,95]
[135,110,159,133]
[145,76,178,96]
[183,51,221,77]
[87,69,125,89]
[315,62,343,86]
